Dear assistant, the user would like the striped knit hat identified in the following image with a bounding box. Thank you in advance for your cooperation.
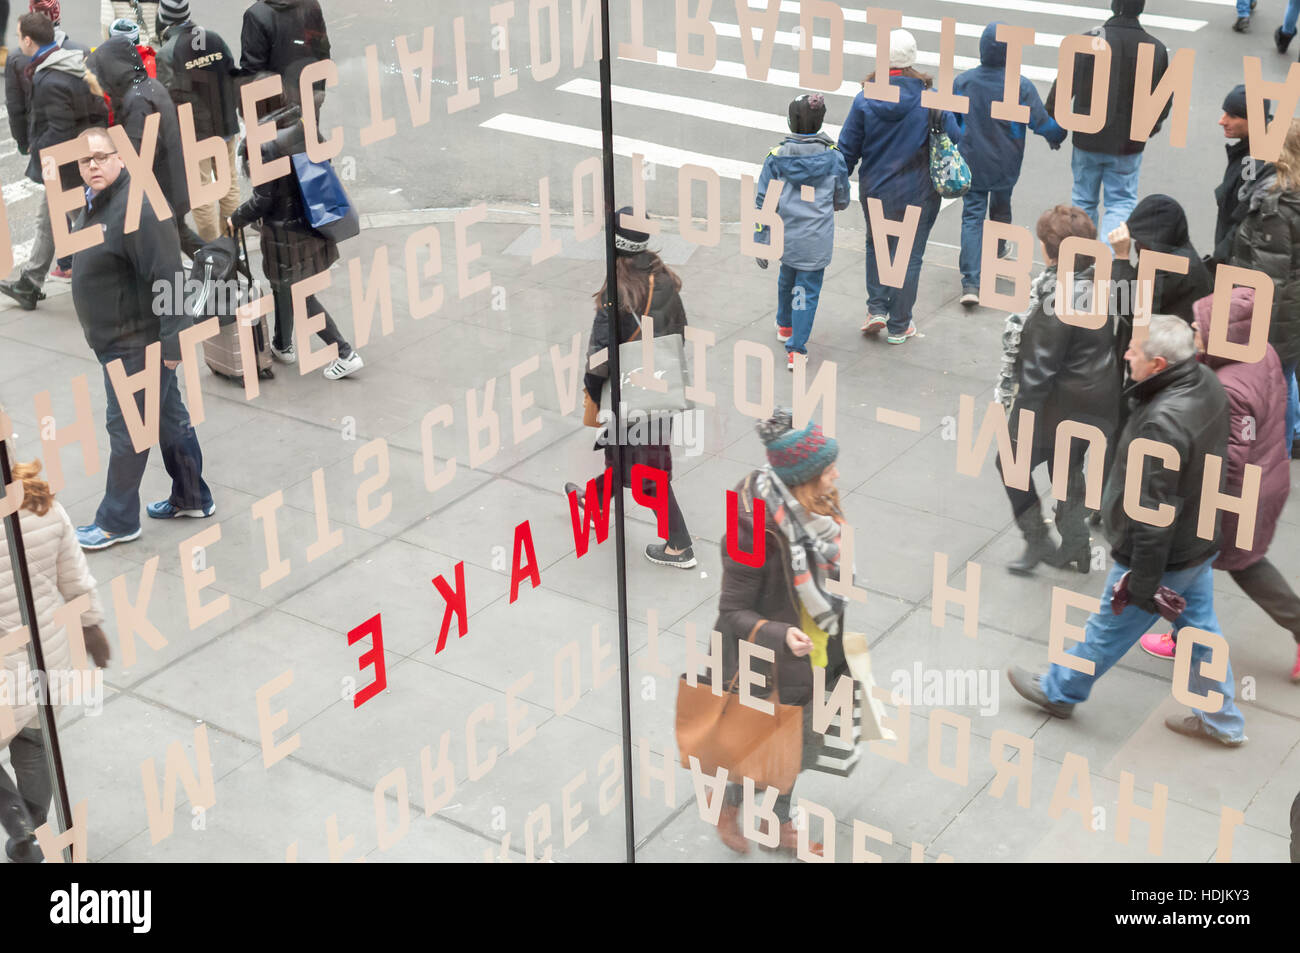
[158,0,192,25]
[28,0,60,25]
[758,409,838,487]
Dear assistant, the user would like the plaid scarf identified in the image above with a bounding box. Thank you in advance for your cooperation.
[755,466,845,636]
[994,267,1056,410]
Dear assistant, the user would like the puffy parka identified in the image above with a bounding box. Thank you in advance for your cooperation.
[1229,167,1300,367]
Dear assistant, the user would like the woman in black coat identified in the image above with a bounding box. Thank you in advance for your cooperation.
[575,212,694,567]
[230,86,362,381]
[995,205,1120,575]
[708,410,850,857]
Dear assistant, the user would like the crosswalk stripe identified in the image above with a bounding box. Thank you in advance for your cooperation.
[3,179,42,206]
[557,78,845,139]
[744,0,1067,44]
[712,20,1060,81]
[648,50,860,98]
[746,0,1207,32]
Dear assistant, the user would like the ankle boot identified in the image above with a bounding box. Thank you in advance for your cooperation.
[1045,473,1092,574]
[1007,507,1056,575]
[716,800,749,854]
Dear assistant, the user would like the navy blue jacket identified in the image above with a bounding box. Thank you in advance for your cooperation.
[837,74,961,217]
[952,23,1065,192]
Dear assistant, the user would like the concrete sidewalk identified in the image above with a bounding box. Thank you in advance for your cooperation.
[1,210,1297,863]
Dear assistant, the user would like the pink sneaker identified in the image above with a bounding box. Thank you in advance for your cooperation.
[1290,645,1300,683]
[1139,630,1176,660]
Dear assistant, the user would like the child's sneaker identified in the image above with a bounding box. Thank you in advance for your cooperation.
[861,314,887,335]
[1140,630,1176,660]
[1290,644,1300,682]
[886,323,917,345]
[787,351,795,372]
[776,325,793,343]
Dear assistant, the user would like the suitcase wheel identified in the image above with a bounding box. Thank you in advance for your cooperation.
[259,367,275,380]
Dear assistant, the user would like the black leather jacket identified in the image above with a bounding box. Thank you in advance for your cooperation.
[1101,358,1229,606]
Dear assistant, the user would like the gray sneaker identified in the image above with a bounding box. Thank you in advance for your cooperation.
[1164,714,1246,747]
[1007,666,1075,718]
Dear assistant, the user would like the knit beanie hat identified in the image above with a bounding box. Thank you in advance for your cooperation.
[758,409,839,488]
[28,0,60,25]
[109,18,140,44]
[158,0,192,26]
[1222,84,1271,122]
[614,206,650,256]
[888,29,917,69]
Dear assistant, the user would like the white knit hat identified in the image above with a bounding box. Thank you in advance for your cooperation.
[888,29,918,69]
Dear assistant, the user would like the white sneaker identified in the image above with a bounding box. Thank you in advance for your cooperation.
[271,343,297,364]
[323,351,364,380]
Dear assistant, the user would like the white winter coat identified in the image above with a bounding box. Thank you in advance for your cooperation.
[0,502,105,746]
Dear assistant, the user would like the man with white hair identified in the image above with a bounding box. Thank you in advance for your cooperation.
[1008,314,1247,746]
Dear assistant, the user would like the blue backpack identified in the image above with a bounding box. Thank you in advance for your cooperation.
[928,110,971,199]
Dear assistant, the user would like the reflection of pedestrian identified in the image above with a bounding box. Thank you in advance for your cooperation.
[1139,290,1300,684]
[1,460,111,863]
[1009,315,1247,747]
[576,212,695,568]
[837,29,961,345]
[995,206,1118,576]
[711,410,849,858]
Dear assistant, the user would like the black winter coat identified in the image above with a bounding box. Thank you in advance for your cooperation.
[156,21,241,140]
[24,46,109,190]
[1229,168,1300,367]
[1101,359,1229,607]
[89,38,190,217]
[1213,139,1273,267]
[241,0,330,100]
[1045,0,1169,156]
[1011,266,1120,452]
[7,33,92,160]
[714,471,849,708]
[71,169,186,361]
[230,104,338,285]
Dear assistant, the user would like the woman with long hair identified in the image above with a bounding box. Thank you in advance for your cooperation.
[837,29,962,345]
[571,210,696,568]
[1,459,111,863]
[1231,116,1300,457]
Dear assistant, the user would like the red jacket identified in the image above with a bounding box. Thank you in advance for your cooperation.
[1193,288,1290,571]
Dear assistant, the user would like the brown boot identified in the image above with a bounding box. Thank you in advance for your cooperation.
[716,801,749,854]
[761,820,823,857]
[0,48,8,71]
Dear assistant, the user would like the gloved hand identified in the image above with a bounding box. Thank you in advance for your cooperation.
[1049,140,1062,151]
[82,624,111,668]
[756,258,769,270]
[1111,571,1185,622]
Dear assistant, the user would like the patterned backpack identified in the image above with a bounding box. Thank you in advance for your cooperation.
[928,109,971,199]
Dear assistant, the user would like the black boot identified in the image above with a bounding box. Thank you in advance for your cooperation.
[0,802,42,863]
[1045,473,1092,574]
[1007,507,1056,575]
[0,276,44,311]
[1277,26,1295,53]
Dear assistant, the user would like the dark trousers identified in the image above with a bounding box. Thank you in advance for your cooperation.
[998,437,1090,519]
[1229,558,1300,644]
[590,464,692,550]
[95,348,213,534]
[270,281,352,358]
[0,726,51,836]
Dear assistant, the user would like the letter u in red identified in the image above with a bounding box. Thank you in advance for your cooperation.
[726,491,765,567]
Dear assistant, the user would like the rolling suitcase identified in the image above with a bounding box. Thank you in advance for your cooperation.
[198,228,275,384]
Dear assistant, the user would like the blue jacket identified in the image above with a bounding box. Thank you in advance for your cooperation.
[952,22,1065,192]
[837,74,961,217]
[755,133,851,271]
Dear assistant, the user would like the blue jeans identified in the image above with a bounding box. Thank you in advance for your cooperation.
[95,348,213,535]
[865,193,940,334]
[1042,558,1246,742]
[1285,0,1300,33]
[959,188,1013,292]
[775,264,824,355]
[1284,359,1299,456]
[1237,0,1253,15]
[1071,148,1143,244]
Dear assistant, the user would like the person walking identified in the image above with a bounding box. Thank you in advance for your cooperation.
[571,211,694,568]
[1233,0,1258,32]
[1210,86,1273,269]
[240,0,329,112]
[69,127,215,550]
[1046,0,1170,246]
[229,89,363,380]
[1008,314,1247,747]
[88,36,204,257]
[837,29,962,345]
[156,0,241,244]
[710,410,849,857]
[755,93,850,371]
[1138,290,1300,683]
[106,16,157,77]
[0,9,107,310]
[994,205,1119,575]
[1230,117,1300,457]
[953,22,1066,307]
[0,459,112,862]
[1277,2,1300,50]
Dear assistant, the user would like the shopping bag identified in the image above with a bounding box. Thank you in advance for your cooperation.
[597,275,694,420]
[290,153,360,243]
[928,110,971,199]
[841,631,898,742]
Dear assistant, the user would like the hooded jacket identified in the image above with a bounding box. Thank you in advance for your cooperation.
[1101,358,1229,607]
[1213,138,1272,266]
[22,45,110,190]
[6,29,91,161]
[231,104,339,285]
[1191,290,1288,572]
[1045,0,1170,156]
[89,37,190,217]
[1229,166,1300,367]
[157,20,241,140]
[241,0,330,101]
[952,23,1066,192]
[837,74,962,217]
[755,132,850,271]
[1111,195,1212,365]
[71,168,187,361]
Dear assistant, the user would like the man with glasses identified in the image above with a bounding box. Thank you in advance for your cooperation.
[70,127,215,551]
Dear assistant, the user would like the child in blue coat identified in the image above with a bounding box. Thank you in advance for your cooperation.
[953,22,1066,306]
[755,93,851,370]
